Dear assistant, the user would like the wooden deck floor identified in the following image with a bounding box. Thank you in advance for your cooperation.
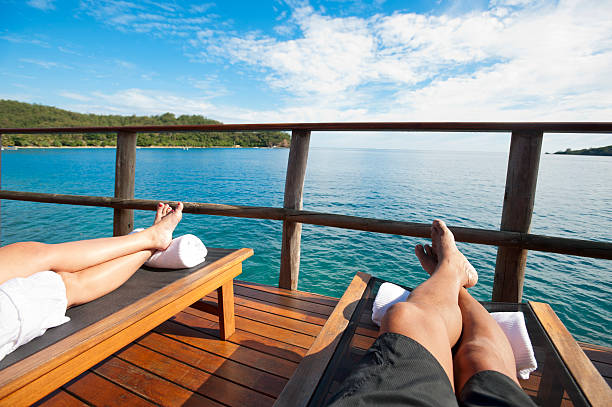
[33,280,611,406]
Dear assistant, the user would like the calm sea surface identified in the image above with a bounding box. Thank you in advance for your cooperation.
[1,147,611,346]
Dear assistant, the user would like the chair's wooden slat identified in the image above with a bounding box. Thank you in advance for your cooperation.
[273,272,371,407]
[529,301,612,407]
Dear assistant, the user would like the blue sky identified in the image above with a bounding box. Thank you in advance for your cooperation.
[1,0,611,152]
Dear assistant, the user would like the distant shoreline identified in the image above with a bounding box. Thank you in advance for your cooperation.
[552,145,611,156]
[1,145,287,150]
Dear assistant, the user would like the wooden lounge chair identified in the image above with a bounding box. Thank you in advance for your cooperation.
[275,272,612,407]
[0,247,253,406]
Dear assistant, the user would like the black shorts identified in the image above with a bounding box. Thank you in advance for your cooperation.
[326,333,537,407]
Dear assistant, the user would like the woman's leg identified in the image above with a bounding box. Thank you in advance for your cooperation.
[380,219,478,388]
[59,249,154,307]
[453,288,519,392]
[0,202,182,285]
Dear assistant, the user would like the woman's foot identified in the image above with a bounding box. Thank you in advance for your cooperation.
[415,219,478,288]
[154,202,172,224]
[147,202,183,250]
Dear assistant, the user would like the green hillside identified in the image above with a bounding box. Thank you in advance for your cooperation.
[0,100,290,148]
[554,145,612,156]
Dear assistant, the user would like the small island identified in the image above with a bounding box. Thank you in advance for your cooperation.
[553,145,612,156]
[0,100,290,148]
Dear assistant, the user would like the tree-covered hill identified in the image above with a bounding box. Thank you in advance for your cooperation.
[0,100,290,148]
[554,145,612,156]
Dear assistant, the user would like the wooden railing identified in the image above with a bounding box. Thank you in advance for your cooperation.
[1,122,611,302]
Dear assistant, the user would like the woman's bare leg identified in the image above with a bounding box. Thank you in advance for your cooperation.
[453,288,519,393]
[0,203,182,285]
[59,250,153,307]
[380,219,478,389]
[60,203,179,307]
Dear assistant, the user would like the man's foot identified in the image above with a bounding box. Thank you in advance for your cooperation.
[148,202,183,250]
[415,219,478,288]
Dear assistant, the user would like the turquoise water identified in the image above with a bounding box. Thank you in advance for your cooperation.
[1,147,611,347]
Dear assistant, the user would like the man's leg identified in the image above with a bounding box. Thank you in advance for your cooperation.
[453,289,538,406]
[0,203,181,284]
[453,288,518,391]
[381,219,478,388]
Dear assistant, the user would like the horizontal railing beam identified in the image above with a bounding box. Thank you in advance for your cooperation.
[1,122,612,134]
[1,190,610,260]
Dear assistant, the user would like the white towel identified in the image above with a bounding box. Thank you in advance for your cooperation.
[372,282,412,326]
[371,282,537,379]
[131,229,208,269]
[491,312,538,380]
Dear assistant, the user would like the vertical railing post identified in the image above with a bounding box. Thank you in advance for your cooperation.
[279,129,311,290]
[0,134,2,244]
[113,131,137,236]
[492,130,543,302]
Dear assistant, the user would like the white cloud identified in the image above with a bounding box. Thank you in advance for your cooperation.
[115,59,137,69]
[19,58,72,69]
[0,34,49,47]
[74,88,215,116]
[58,46,82,55]
[59,91,92,101]
[194,0,612,124]
[79,0,211,37]
[29,0,612,152]
[27,0,55,11]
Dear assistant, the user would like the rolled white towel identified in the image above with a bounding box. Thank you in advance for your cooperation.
[131,229,208,268]
[371,282,411,326]
[491,312,538,380]
[371,282,537,379]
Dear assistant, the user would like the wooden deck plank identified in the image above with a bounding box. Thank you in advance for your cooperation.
[63,371,155,407]
[33,390,88,407]
[118,343,276,407]
[579,342,612,366]
[136,331,288,397]
[29,281,612,406]
[231,284,336,316]
[154,320,298,378]
[170,310,307,362]
[94,357,224,407]
[182,306,316,349]
[226,302,325,336]
[235,280,339,308]
[206,291,332,324]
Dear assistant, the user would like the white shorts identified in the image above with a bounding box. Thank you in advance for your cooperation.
[0,271,70,362]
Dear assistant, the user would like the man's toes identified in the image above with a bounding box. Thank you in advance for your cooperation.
[415,244,425,259]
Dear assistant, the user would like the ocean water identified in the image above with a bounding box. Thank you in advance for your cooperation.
[1,147,611,347]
